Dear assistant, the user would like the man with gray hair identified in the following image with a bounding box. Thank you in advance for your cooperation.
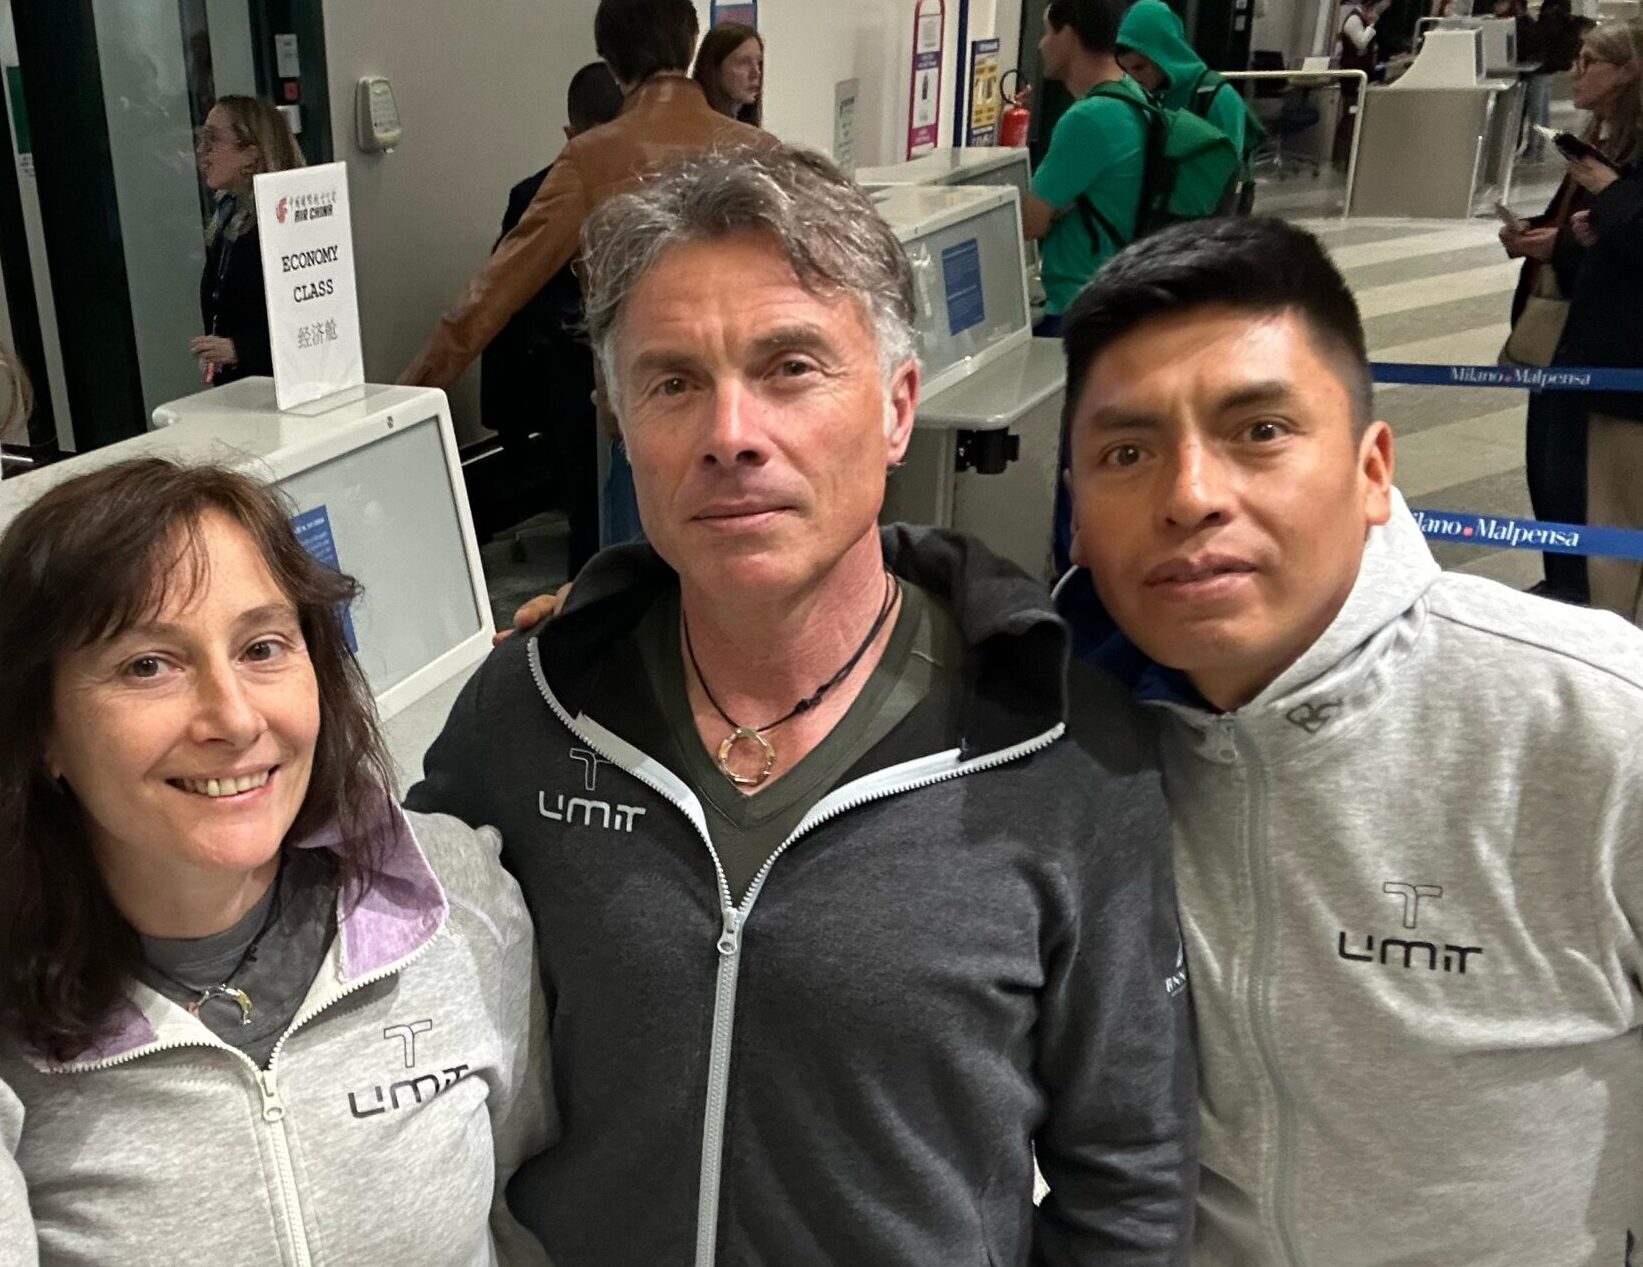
[407,146,1195,1264]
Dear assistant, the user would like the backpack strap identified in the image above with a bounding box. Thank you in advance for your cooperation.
[1076,84,1166,252]
[1187,68,1219,118]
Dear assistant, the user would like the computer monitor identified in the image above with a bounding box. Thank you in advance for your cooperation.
[873,185,1032,396]
[0,380,493,721]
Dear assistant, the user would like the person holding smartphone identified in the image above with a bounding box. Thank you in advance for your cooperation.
[1500,17,1643,611]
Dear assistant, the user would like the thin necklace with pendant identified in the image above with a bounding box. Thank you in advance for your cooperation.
[683,568,900,789]
[145,856,286,1027]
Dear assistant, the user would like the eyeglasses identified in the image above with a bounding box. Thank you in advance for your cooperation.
[192,126,242,153]
[1574,51,1620,72]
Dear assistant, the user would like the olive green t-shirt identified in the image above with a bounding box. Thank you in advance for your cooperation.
[633,581,964,903]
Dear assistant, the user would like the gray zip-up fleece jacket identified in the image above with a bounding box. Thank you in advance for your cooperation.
[0,807,555,1267]
[404,525,1197,1266]
[1061,491,1643,1266]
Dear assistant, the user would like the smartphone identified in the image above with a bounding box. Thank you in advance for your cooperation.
[1493,202,1528,233]
[1536,125,1621,171]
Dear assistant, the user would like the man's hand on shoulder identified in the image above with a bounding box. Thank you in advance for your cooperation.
[494,583,575,645]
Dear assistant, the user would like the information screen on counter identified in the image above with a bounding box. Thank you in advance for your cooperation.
[941,239,985,336]
[278,416,481,696]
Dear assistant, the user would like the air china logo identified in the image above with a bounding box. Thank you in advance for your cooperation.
[1335,880,1486,975]
[275,196,289,224]
[346,1020,473,1120]
[539,748,649,833]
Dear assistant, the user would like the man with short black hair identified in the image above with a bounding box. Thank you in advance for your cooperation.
[1022,0,1149,338]
[1057,215,1643,1266]
[403,0,774,389]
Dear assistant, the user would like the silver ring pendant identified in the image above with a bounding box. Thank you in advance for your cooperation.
[717,726,777,788]
[189,985,255,1026]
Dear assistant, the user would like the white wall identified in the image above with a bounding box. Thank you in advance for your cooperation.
[323,0,598,440]
[325,0,1027,441]
[699,0,1026,166]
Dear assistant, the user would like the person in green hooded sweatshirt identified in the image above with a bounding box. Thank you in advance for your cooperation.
[1117,0,1251,156]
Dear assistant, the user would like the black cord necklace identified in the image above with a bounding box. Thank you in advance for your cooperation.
[145,855,286,1027]
[683,568,900,788]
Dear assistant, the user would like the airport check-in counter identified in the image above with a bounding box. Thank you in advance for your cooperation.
[857,148,1045,324]
[1350,27,1527,218]
[872,184,1065,580]
[0,381,493,788]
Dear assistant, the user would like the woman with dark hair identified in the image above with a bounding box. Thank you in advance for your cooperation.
[0,459,553,1266]
[692,23,764,126]
[191,96,305,385]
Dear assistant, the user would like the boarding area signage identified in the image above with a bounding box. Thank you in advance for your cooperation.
[254,161,365,410]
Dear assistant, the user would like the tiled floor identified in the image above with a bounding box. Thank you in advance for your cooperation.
[476,109,1585,616]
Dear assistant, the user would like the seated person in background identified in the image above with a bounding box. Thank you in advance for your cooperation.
[401,0,776,389]
[481,61,624,576]
[1057,216,1643,1265]
[0,459,553,1267]
[407,145,1196,1264]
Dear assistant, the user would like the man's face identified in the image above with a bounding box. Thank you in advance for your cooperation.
[1117,50,1166,93]
[1039,13,1075,81]
[1068,306,1394,710]
[614,230,918,601]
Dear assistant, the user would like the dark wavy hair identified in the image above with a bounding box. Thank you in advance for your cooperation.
[0,459,394,1061]
[692,23,763,126]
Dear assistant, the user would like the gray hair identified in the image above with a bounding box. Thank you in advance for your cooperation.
[581,145,919,413]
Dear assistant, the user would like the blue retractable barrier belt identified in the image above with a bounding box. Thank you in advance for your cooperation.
[1371,362,1643,392]
[1411,509,1643,560]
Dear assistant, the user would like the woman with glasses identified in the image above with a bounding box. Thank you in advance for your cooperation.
[1500,18,1643,615]
[191,97,304,386]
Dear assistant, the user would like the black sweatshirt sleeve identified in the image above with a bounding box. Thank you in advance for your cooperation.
[1031,757,1197,1265]
[402,650,493,824]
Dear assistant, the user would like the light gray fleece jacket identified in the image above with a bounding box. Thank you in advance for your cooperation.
[0,808,554,1267]
[1159,494,1643,1266]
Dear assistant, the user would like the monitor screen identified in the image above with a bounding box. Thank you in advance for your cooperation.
[901,199,1028,383]
[277,415,482,698]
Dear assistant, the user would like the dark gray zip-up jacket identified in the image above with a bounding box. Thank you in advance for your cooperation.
[405,525,1196,1266]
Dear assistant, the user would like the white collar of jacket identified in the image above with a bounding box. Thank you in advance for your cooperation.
[1063,488,1441,762]
[36,800,449,1072]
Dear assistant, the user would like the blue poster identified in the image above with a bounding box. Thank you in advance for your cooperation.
[709,1,757,26]
[290,504,359,653]
[941,238,985,337]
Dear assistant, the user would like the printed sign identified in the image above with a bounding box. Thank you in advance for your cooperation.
[967,38,1002,145]
[941,238,984,336]
[906,0,946,159]
[253,161,363,410]
[709,1,758,26]
[290,505,360,651]
[834,79,860,176]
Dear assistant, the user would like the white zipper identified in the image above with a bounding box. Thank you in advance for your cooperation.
[1231,723,1306,1267]
[47,932,436,1267]
[529,637,1063,1265]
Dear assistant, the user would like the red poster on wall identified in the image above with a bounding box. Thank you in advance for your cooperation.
[905,0,945,159]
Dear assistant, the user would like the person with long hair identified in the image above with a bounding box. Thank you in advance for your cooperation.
[0,459,554,1265]
[191,96,304,385]
[691,22,764,126]
[1502,17,1643,613]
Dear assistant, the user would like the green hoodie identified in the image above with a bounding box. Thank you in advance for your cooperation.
[1118,0,1249,154]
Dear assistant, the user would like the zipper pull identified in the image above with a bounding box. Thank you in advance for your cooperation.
[260,1069,286,1123]
[717,906,740,957]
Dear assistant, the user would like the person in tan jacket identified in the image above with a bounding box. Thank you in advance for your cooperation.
[402,0,776,389]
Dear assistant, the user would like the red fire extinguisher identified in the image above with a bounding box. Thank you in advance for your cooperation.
[998,70,1031,148]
